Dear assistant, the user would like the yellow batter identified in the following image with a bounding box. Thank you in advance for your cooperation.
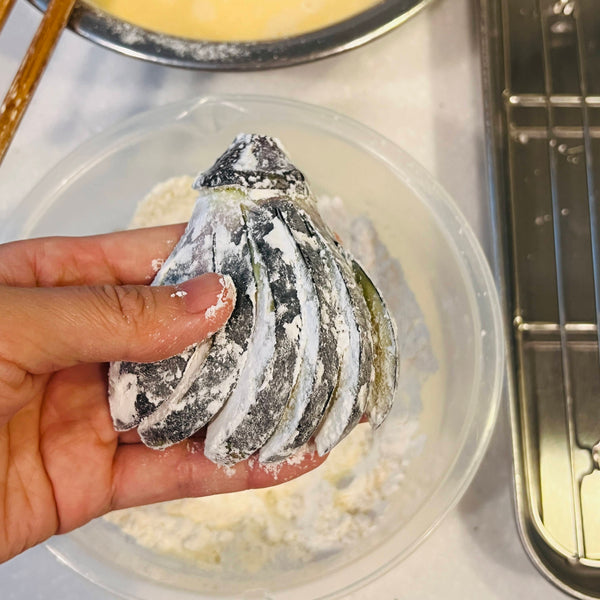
[90,0,381,41]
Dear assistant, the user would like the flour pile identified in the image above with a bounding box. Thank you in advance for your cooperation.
[104,176,437,574]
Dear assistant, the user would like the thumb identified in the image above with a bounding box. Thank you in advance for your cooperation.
[0,273,236,374]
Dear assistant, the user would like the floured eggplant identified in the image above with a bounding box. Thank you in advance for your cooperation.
[108,198,217,430]
[259,202,342,463]
[137,205,255,449]
[204,207,309,465]
[108,133,399,465]
[353,261,399,428]
[312,237,374,457]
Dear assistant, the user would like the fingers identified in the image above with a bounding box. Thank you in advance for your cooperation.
[40,365,325,531]
[0,225,186,287]
[110,441,326,511]
[118,429,143,444]
[0,273,236,374]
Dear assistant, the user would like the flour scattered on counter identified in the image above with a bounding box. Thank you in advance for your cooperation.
[104,177,437,574]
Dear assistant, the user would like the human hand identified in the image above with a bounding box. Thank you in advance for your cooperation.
[0,225,324,563]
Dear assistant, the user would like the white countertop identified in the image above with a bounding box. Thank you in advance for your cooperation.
[0,1,569,598]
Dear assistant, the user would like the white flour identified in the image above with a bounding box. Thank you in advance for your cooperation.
[104,176,437,574]
[204,274,236,324]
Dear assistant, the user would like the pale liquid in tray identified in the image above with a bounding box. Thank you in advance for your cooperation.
[90,0,382,41]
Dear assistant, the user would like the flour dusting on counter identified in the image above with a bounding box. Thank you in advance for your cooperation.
[104,176,437,573]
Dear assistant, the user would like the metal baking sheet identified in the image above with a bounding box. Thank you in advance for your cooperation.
[480,0,600,597]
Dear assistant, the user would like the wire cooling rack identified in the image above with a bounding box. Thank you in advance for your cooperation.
[481,0,600,596]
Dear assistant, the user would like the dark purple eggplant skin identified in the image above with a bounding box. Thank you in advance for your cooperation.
[139,223,255,448]
[259,199,341,462]
[111,200,216,431]
[194,134,310,197]
[212,205,305,463]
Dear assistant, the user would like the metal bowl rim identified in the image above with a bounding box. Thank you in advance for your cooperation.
[28,0,431,70]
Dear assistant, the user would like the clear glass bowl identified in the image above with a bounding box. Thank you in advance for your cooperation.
[1,95,504,599]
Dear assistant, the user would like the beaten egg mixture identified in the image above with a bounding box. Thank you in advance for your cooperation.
[90,0,381,41]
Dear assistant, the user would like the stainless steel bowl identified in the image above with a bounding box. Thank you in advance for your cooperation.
[27,0,430,70]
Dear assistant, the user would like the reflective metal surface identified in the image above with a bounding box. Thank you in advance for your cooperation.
[480,0,600,597]
[27,0,430,70]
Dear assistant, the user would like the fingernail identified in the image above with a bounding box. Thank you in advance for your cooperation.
[177,274,236,315]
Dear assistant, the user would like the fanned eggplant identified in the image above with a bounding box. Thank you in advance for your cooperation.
[108,133,399,465]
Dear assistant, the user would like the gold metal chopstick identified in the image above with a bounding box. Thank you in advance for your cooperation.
[0,0,77,166]
[0,0,17,31]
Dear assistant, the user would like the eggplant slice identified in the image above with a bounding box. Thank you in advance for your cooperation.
[137,212,256,449]
[108,133,399,465]
[259,202,342,463]
[108,197,217,430]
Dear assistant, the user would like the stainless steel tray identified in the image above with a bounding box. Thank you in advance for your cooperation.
[480,0,600,597]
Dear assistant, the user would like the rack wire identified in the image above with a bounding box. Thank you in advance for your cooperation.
[482,0,600,595]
